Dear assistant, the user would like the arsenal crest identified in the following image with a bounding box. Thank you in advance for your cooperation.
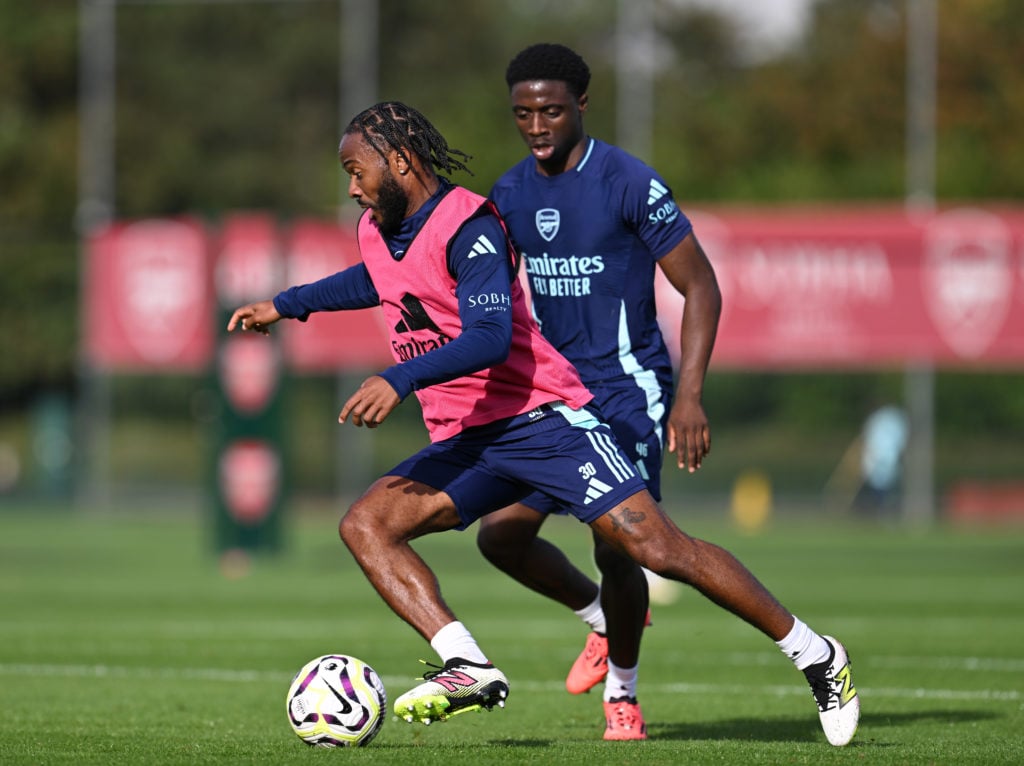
[536,208,560,242]
[923,208,1013,359]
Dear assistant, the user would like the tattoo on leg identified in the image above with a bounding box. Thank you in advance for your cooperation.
[609,505,646,534]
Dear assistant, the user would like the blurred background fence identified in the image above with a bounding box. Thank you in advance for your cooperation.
[2,0,1023,539]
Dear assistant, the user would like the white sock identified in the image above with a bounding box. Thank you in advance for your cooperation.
[573,590,607,634]
[604,659,638,702]
[429,621,489,665]
[776,616,832,670]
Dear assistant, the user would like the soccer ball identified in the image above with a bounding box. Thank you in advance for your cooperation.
[285,654,387,747]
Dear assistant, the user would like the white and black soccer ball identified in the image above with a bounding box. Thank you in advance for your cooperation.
[285,654,387,747]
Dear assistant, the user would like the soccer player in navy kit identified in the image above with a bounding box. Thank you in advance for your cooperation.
[477,44,860,743]
[477,42,714,740]
[229,99,859,747]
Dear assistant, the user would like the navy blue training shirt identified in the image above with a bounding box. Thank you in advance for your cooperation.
[490,137,693,390]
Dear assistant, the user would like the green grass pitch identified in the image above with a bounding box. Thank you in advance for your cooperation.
[1,507,1021,764]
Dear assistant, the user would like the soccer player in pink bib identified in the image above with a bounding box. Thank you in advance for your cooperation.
[228,100,859,747]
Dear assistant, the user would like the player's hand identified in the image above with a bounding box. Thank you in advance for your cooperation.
[665,396,711,473]
[339,375,401,429]
[226,300,281,335]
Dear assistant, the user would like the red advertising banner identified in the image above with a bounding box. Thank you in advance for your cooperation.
[218,438,282,525]
[218,332,282,414]
[211,212,286,552]
[213,213,285,410]
[280,219,392,371]
[83,218,212,371]
[214,213,284,308]
[656,206,1024,369]
[82,207,1024,374]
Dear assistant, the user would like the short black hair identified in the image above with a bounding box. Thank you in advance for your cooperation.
[505,43,591,97]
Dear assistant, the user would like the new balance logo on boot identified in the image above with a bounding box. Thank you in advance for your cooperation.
[394,658,509,725]
[803,636,860,746]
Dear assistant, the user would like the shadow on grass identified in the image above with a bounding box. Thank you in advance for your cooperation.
[376,738,556,750]
[374,710,1003,751]
[649,709,999,743]
[652,716,819,743]
[859,709,1000,728]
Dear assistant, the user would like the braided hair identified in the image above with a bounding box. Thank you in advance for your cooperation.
[505,43,591,97]
[343,101,473,177]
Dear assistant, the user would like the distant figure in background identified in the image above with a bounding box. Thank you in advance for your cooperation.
[856,404,909,516]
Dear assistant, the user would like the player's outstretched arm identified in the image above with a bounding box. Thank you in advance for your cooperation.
[226,300,282,335]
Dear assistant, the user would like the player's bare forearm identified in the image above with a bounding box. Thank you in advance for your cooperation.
[670,306,716,472]
[658,232,720,472]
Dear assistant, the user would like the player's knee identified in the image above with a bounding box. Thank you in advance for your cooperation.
[632,547,670,579]
[337,510,358,551]
[475,522,504,564]
[338,498,378,552]
[593,538,640,579]
[476,524,528,573]
[625,536,695,584]
[476,511,537,568]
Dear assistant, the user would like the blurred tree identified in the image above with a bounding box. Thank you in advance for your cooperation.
[0,5,79,230]
[0,4,78,403]
[375,0,621,193]
[653,0,907,200]
[1,0,1023,436]
[937,0,1024,197]
[115,1,342,218]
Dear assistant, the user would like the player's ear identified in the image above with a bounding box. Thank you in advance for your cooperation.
[577,92,588,116]
[392,151,411,177]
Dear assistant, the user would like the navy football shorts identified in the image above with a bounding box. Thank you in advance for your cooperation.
[387,401,649,530]
[519,378,671,515]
